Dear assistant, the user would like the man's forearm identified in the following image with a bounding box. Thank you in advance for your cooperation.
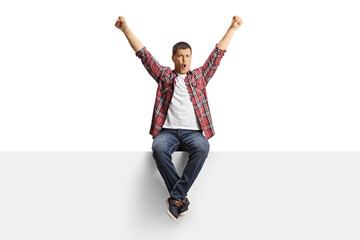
[122,26,144,53]
[115,16,144,52]
[218,27,236,51]
[217,16,243,50]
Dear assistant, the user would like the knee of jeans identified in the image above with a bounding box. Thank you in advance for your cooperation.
[195,140,210,155]
[152,140,167,156]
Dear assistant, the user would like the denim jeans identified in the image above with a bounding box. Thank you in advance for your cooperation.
[152,128,210,201]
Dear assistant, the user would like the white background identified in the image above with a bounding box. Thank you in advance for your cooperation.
[1,0,360,151]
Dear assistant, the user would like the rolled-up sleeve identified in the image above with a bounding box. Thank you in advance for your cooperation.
[200,44,226,86]
[135,46,169,83]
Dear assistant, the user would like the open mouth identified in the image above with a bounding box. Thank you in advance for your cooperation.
[182,64,186,70]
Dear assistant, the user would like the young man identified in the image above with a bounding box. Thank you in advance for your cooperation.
[115,16,242,221]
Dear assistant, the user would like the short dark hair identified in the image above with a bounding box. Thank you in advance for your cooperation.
[172,41,192,56]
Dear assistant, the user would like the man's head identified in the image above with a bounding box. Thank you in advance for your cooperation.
[172,41,192,74]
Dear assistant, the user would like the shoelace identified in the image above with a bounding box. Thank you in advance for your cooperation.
[172,200,182,207]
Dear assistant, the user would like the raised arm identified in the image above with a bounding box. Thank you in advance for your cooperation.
[115,16,144,52]
[217,16,243,50]
[197,16,243,86]
[115,16,169,83]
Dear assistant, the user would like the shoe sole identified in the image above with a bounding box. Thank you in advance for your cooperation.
[166,199,178,221]
[178,204,190,217]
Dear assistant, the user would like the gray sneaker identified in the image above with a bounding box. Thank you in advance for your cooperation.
[178,197,190,217]
[166,197,182,221]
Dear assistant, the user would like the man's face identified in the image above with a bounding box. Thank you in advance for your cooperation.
[172,48,192,74]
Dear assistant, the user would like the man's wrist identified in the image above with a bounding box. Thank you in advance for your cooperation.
[228,26,237,32]
[121,25,130,34]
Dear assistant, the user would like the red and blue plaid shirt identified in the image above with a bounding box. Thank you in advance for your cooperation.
[135,44,226,139]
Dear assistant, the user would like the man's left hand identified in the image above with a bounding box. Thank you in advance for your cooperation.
[230,16,243,30]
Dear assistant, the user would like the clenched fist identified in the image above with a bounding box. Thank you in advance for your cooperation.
[230,16,243,30]
[115,16,127,31]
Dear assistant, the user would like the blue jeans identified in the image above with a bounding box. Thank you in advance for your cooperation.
[152,128,210,201]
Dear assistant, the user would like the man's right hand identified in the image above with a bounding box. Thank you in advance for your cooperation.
[115,16,144,53]
[115,16,127,31]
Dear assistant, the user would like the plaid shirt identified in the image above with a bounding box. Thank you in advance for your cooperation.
[135,44,226,139]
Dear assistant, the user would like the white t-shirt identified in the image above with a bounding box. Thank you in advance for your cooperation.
[162,73,202,130]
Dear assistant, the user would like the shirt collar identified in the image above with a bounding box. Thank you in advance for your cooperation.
[172,69,193,76]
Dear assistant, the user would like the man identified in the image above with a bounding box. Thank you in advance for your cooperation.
[115,15,243,221]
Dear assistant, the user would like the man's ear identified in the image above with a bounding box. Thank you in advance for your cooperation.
[171,55,174,63]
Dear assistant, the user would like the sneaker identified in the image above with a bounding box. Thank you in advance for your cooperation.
[178,197,190,217]
[166,197,182,221]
